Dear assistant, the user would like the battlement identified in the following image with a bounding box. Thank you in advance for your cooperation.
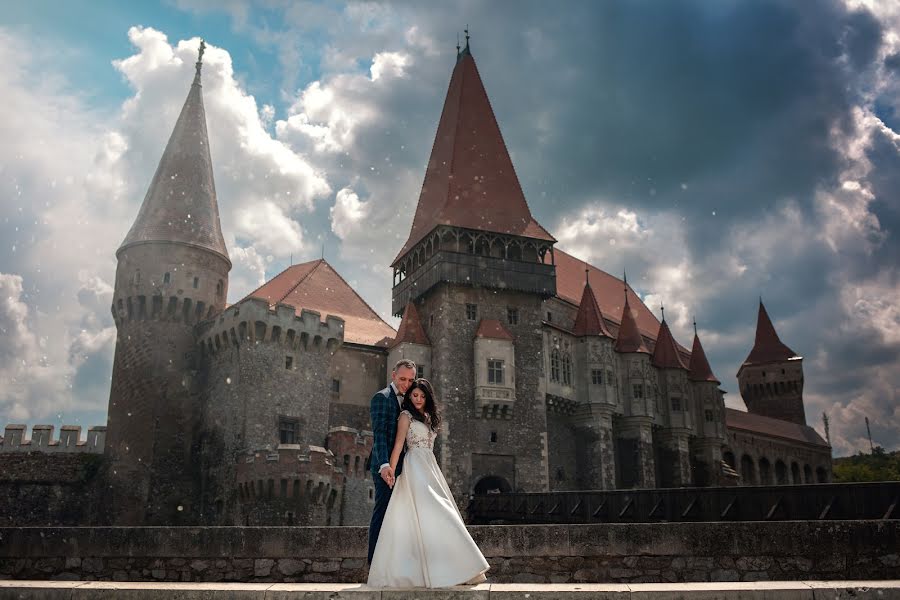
[0,424,106,453]
[235,445,343,507]
[326,427,373,479]
[112,293,217,327]
[199,297,344,356]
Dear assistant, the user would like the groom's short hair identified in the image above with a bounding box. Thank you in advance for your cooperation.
[393,358,417,373]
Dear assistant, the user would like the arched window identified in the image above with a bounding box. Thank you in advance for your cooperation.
[163,272,171,284]
[550,349,560,383]
[216,280,224,297]
[562,353,573,385]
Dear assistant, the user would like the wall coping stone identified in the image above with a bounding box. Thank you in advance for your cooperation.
[1,580,900,599]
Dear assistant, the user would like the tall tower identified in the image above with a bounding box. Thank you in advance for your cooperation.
[391,37,557,501]
[104,42,231,525]
[737,301,805,425]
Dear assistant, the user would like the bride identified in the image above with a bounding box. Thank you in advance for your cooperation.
[367,378,490,588]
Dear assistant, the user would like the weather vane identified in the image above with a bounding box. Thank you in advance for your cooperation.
[194,39,206,82]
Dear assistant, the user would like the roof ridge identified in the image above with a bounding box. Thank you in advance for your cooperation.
[318,259,396,331]
[240,259,321,306]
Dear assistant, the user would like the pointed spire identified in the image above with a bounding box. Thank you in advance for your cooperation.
[193,39,206,85]
[392,36,554,265]
[688,322,720,383]
[573,277,612,338]
[652,318,687,369]
[391,302,430,348]
[118,40,229,264]
[743,300,798,366]
[614,287,649,354]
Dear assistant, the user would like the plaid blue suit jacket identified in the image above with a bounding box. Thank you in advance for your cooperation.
[368,385,405,478]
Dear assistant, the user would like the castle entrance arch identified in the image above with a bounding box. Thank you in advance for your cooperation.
[473,475,512,494]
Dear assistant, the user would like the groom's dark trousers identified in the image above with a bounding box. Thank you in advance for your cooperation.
[367,385,404,565]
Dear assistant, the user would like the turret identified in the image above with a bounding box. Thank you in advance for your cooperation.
[737,301,806,425]
[103,41,231,525]
[651,309,693,486]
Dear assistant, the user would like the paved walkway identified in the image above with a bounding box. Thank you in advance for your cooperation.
[1,580,899,599]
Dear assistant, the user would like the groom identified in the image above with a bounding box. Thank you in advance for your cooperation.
[367,358,417,565]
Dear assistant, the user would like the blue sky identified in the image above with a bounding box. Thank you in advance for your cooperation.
[1,0,899,456]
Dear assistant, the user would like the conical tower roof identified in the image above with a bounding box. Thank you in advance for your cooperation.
[688,325,720,383]
[119,42,229,264]
[651,316,687,369]
[391,302,431,348]
[743,301,798,366]
[573,276,612,338]
[392,41,554,266]
[615,293,649,354]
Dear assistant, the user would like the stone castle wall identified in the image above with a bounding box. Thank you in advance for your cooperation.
[1,521,895,583]
[0,453,103,526]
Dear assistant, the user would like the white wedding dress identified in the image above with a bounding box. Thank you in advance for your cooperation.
[367,411,490,588]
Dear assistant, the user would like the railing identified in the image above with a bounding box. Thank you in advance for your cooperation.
[467,481,900,524]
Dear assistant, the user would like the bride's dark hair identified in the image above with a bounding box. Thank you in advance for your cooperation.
[402,378,441,432]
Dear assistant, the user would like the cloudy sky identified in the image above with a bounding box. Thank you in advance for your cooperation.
[0,0,898,456]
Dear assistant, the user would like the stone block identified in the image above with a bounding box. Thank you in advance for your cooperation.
[254,559,274,577]
[277,559,305,576]
[69,581,272,599]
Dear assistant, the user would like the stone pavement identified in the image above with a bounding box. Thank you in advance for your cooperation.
[1,581,899,599]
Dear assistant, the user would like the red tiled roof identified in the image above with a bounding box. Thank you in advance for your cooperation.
[392,51,554,266]
[652,320,687,369]
[726,408,828,447]
[245,259,396,347]
[688,332,720,383]
[743,301,798,367]
[615,296,650,354]
[553,249,661,339]
[475,319,514,341]
[391,302,430,348]
[572,280,612,338]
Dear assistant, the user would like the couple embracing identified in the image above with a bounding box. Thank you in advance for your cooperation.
[366,359,490,588]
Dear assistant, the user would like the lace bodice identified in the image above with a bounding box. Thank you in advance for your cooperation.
[400,410,436,450]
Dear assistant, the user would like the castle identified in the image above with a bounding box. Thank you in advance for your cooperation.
[0,41,831,527]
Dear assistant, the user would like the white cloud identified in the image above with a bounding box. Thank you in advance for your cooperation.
[370,51,410,81]
[330,187,370,240]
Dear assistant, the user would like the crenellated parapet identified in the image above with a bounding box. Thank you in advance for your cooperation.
[235,445,344,526]
[199,297,344,356]
[0,424,106,453]
[326,427,374,479]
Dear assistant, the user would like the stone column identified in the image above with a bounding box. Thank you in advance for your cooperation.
[578,407,616,490]
[656,429,693,487]
[692,437,723,487]
[617,416,656,488]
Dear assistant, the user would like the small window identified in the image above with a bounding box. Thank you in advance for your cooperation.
[193,276,199,289]
[279,418,299,444]
[369,488,374,499]
[550,350,560,383]
[488,359,504,385]
[466,303,477,320]
[285,356,293,370]
[671,397,681,412]
[546,311,552,323]
[163,272,170,284]
[416,366,426,379]
[490,431,498,443]
[429,315,434,327]
[705,409,714,422]
[216,280,224,296]
[632,383,643,399]
[591,369,603,385]
[507,307,519,325]
[332,379,341,394]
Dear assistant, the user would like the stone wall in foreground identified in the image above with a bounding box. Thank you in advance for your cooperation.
[0,521,896,584]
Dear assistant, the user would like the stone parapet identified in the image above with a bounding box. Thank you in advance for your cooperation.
[0,425,106,453]
[0,521,896,584]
